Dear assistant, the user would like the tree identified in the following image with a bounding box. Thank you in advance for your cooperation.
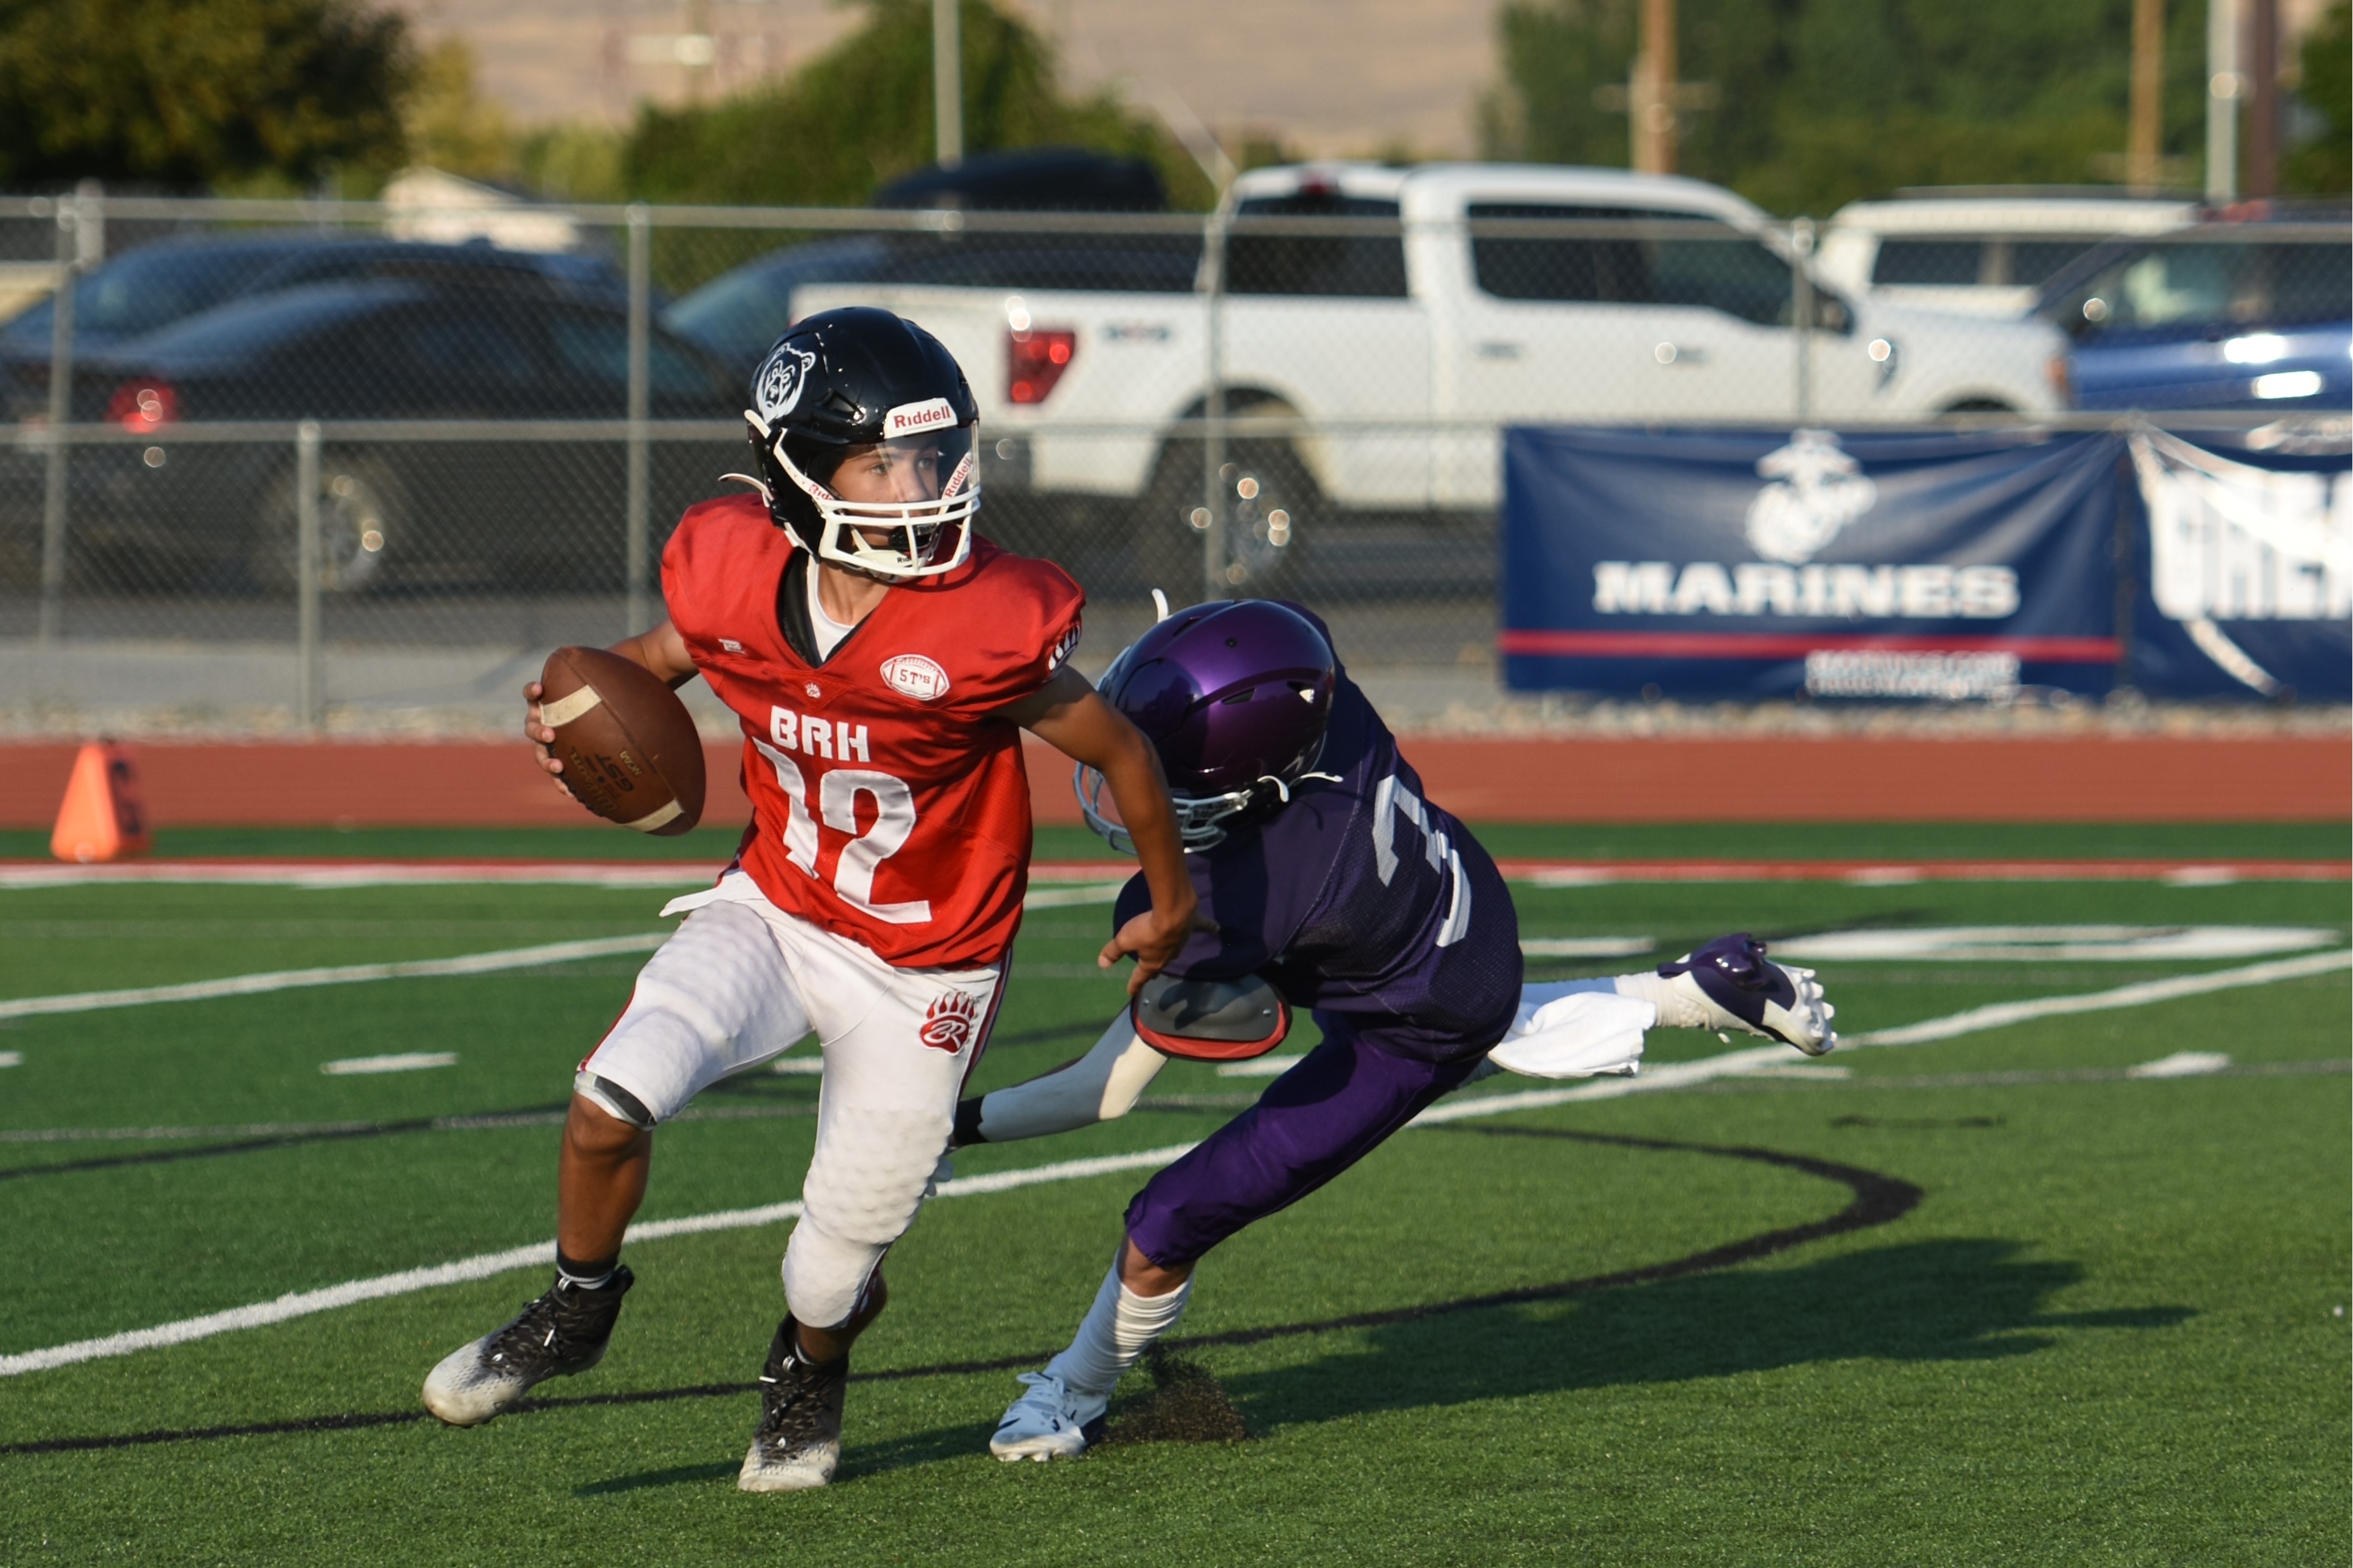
[404,38,517,188]
[0,0,413,191]
[2281,0,2350,194]
[621,0,1210,210]
[1484,0,2215,215]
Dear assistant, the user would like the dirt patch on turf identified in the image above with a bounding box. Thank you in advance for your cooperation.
[1098,1348,1250,1448]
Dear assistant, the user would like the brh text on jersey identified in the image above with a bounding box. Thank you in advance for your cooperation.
[770,706,871,763]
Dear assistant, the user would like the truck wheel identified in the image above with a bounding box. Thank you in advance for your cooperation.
[1134,435,1314,599]
[248,456,401,596]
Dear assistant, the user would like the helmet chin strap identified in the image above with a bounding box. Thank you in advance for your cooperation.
[1256,770,1343,803]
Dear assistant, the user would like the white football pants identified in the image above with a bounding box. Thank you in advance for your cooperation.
[579,872,1004,1330]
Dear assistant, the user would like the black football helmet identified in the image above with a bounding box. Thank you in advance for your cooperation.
[738,307,982,577]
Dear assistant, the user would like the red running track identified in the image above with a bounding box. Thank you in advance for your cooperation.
[0,732,2343,829]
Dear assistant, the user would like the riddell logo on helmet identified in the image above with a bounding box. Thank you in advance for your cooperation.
[885,398,958,437]
[920,990,978,1052]
[880,653,951,701]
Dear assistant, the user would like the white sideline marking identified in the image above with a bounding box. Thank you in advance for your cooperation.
[1839,949,2351,1048]
[4,948,2346,1380]
[0,934,669,1023]
[1520,936,1653,958]
[2127,1050,2234,1079]
[1774,925,2338,963]
[321,1052,457,1076]
[769,1058,824,1075]
[0,1050,19,1069]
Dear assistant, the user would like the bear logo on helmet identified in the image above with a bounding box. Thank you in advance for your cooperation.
[756,345,818,421]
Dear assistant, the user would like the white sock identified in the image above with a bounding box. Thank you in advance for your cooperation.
[1043,1261,1192,1397]
[1614,970,1709,1030]
[978,1021,1169,1142]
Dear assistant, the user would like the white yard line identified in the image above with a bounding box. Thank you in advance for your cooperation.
[0,1144,1196,1379]
[0,934,669,1023]
[2,947,2345,1379]
[320,1053,458,1076]
[1837,949,2351,1048]
[0,884,1129,1024]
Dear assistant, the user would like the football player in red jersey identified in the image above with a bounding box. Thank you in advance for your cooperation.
[421,307,1203,1492]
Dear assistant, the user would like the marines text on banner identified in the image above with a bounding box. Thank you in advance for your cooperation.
[1497,425,2125,701]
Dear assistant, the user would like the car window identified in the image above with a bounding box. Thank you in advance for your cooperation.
[1470,203,1653,303]
[1872,239,1980,286]
[120,285,379,360]
[662,238,889,356]
[1229,194,1407,298]
[545,313,721,398]
[1876,236,2105,289]
[2005,240,2100,287]
[1470,203,1798,326]
[2079,239,2352,331]
[10,243,295,343]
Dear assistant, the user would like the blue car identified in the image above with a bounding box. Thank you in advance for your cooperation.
[2036,215,2350,411]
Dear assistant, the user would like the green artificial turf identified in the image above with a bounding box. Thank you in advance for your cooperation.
[0,870,2345,1564]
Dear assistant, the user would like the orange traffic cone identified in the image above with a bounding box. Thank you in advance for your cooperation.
[50,741,151,864]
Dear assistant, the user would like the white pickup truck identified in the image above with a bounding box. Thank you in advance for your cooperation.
[797,162,2070,588]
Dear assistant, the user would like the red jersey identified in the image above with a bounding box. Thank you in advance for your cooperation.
[662,494,1085,968]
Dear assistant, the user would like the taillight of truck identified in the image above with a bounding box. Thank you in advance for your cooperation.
[1007,329,1075,404]
[107,379,178,431]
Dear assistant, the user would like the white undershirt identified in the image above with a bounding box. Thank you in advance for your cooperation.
[805,561,860,660]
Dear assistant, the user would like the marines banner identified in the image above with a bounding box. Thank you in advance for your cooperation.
[1499,426,2124,700]
[2124,428,2350,702]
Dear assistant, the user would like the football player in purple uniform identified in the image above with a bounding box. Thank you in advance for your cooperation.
[956,599,1836,1461]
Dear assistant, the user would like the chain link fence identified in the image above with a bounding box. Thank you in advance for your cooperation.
[0,187,2342,731]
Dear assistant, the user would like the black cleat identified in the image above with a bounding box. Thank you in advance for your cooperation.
[738,1316,849,1491]
[421,1265,634,1426]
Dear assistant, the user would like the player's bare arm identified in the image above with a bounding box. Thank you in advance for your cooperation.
[522,619,698,791]
[996,664,1207,993]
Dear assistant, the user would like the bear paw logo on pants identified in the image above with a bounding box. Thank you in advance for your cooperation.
[920,990,979,1052]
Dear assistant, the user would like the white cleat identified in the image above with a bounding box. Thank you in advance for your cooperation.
[990,1369,1106,1462]
[1660,933,1838,1055]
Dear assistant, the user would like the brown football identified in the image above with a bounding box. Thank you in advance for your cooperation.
[538,646,706,836]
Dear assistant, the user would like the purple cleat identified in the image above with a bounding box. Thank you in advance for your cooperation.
[1658,934,1837,1055]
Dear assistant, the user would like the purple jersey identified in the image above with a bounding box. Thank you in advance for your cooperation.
[1113,655,1522,1063]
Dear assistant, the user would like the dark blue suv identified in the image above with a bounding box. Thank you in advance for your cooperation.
[2036,214,2350,411]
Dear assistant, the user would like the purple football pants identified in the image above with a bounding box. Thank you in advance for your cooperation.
[1123,1015,1488,1269]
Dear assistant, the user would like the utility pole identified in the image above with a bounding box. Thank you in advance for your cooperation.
[1636,0,1676,174]
[2245,0,2278,197]
[1596,0,1713,173]
[2207,0,2240,201]
[2128,0,2164,192]
[933,0,963,167]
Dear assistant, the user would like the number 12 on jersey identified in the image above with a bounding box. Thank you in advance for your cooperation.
[753,739,931,924]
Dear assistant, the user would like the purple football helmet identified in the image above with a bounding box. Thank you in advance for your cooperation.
[1077,599,1338,851]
